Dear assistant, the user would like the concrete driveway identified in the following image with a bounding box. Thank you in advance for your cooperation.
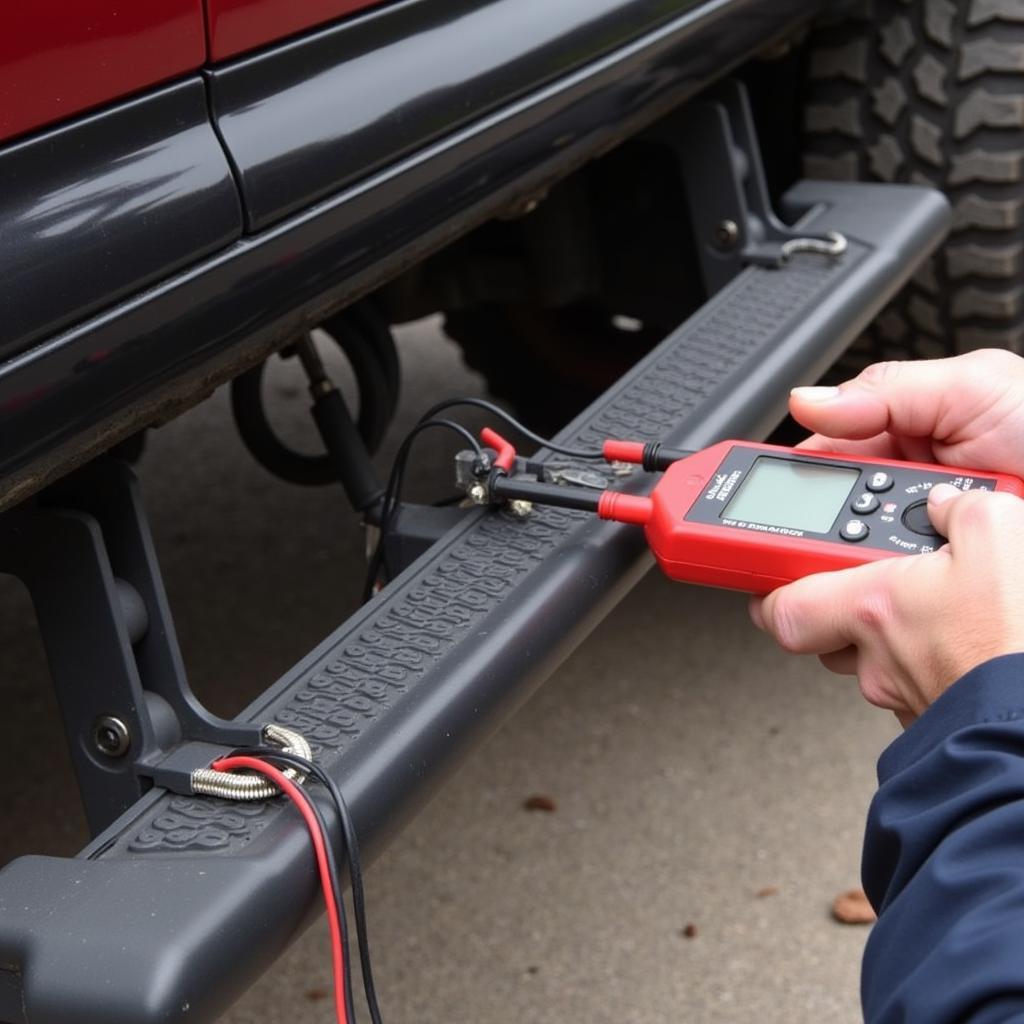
[0,318,897,1022]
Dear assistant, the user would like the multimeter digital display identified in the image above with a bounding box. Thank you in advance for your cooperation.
[722,458,860,533]
[636,440,1024,595]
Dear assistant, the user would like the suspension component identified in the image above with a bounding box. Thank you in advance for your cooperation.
[230,302,397,492]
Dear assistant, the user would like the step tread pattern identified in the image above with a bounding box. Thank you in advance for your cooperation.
[104,247,860,859]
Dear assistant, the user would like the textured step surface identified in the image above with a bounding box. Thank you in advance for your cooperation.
[119,229,845,859]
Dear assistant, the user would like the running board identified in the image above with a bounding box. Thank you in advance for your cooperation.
[0,181,949,1024]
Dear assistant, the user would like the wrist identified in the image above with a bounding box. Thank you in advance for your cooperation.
[878,653,1024,783]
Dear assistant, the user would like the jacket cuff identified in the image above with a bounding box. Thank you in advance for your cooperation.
[878,653,1024,783]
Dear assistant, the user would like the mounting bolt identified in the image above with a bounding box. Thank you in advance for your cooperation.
[713,219,740,250]
[508,499,533,518]
[92,715,131,758]
[467,482,489,505]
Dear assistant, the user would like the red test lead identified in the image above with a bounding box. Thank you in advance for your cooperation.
[482,431,1024,595]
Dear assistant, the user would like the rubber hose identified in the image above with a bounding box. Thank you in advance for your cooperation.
[231,308,398,487]
[323,299,400,427]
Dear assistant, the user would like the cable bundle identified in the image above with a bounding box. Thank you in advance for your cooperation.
[363,397,605,599]
[213,404,606,1016]
[213,749,384,1024]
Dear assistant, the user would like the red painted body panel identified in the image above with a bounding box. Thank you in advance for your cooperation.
[206,0,389,60]
[0,1,206,145]
[645,442,1024,595]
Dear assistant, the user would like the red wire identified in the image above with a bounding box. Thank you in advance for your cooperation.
[212,756,348,1024]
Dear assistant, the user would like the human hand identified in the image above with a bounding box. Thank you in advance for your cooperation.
[750,484,1024,725]
[788,349,1024,478]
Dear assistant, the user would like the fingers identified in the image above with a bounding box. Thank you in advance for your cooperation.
[754,560,894,655]
[927,483,1024,558]
[795,431,940,466]
[752,598,860,671]
[924,483,962,540]
[819,646,857,676]
[796,433,902,458]
[789,351,1020,449]
[749,467,1024,723]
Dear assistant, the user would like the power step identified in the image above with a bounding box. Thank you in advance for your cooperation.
[0,180,949,1024]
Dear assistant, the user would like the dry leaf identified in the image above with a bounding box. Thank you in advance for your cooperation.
[832,888,876,925]
[523,794,557,812]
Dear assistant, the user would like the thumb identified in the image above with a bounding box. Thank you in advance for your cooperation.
[925,483,1024,556]
[789,355,1003,444]
[788,383,890,441]
[924,483,963,539]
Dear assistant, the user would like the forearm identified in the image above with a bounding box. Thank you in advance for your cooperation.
[863,653,1024,1023]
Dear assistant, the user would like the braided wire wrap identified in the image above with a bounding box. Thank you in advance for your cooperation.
[190,724,312,800]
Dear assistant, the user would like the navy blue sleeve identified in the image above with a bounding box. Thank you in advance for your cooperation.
[862,653,1024,1023]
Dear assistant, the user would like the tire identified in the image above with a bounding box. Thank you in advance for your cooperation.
[802,0,1024,367]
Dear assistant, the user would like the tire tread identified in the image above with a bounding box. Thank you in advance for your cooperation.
[802,0,1024,366]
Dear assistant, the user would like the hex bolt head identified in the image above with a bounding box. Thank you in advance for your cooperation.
[467,483,488,505]
[92,715,131,758]
[713,219,740,250]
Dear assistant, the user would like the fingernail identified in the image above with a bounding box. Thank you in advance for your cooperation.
[748,597,766,631]
[791,386,841,402]
[928,483,961,506]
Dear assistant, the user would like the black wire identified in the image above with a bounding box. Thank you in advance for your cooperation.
[234,747,383,1024]
[364,401,600,601]
[418,397,604,460]
[366,419,482,599]
[259,761,358,1023]
[363,419,484,602]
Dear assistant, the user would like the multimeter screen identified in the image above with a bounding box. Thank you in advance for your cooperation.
[722,457,859,533]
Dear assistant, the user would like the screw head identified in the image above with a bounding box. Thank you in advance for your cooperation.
[713,219,740,250]
[467,483,488,505]
[92,715,130,757]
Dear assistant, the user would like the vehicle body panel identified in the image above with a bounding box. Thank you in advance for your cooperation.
[210,0,708,230]
[0,0,206,145]
[0,80,243,360]
[206,0,392,60]
[0,0,827,507]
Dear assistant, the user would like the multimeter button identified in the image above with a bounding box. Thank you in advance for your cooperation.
[840,519,870,542]
[902,499,940,537]
[851,492,880,514]
[865,471,894,493]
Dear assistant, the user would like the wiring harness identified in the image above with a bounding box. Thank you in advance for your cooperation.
[361,398,614,599]
[362,397,698,599]
[194,734,384,1024]
[192,406,693,1021]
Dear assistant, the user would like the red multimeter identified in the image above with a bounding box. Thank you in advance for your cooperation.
[593,440,1024,594]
